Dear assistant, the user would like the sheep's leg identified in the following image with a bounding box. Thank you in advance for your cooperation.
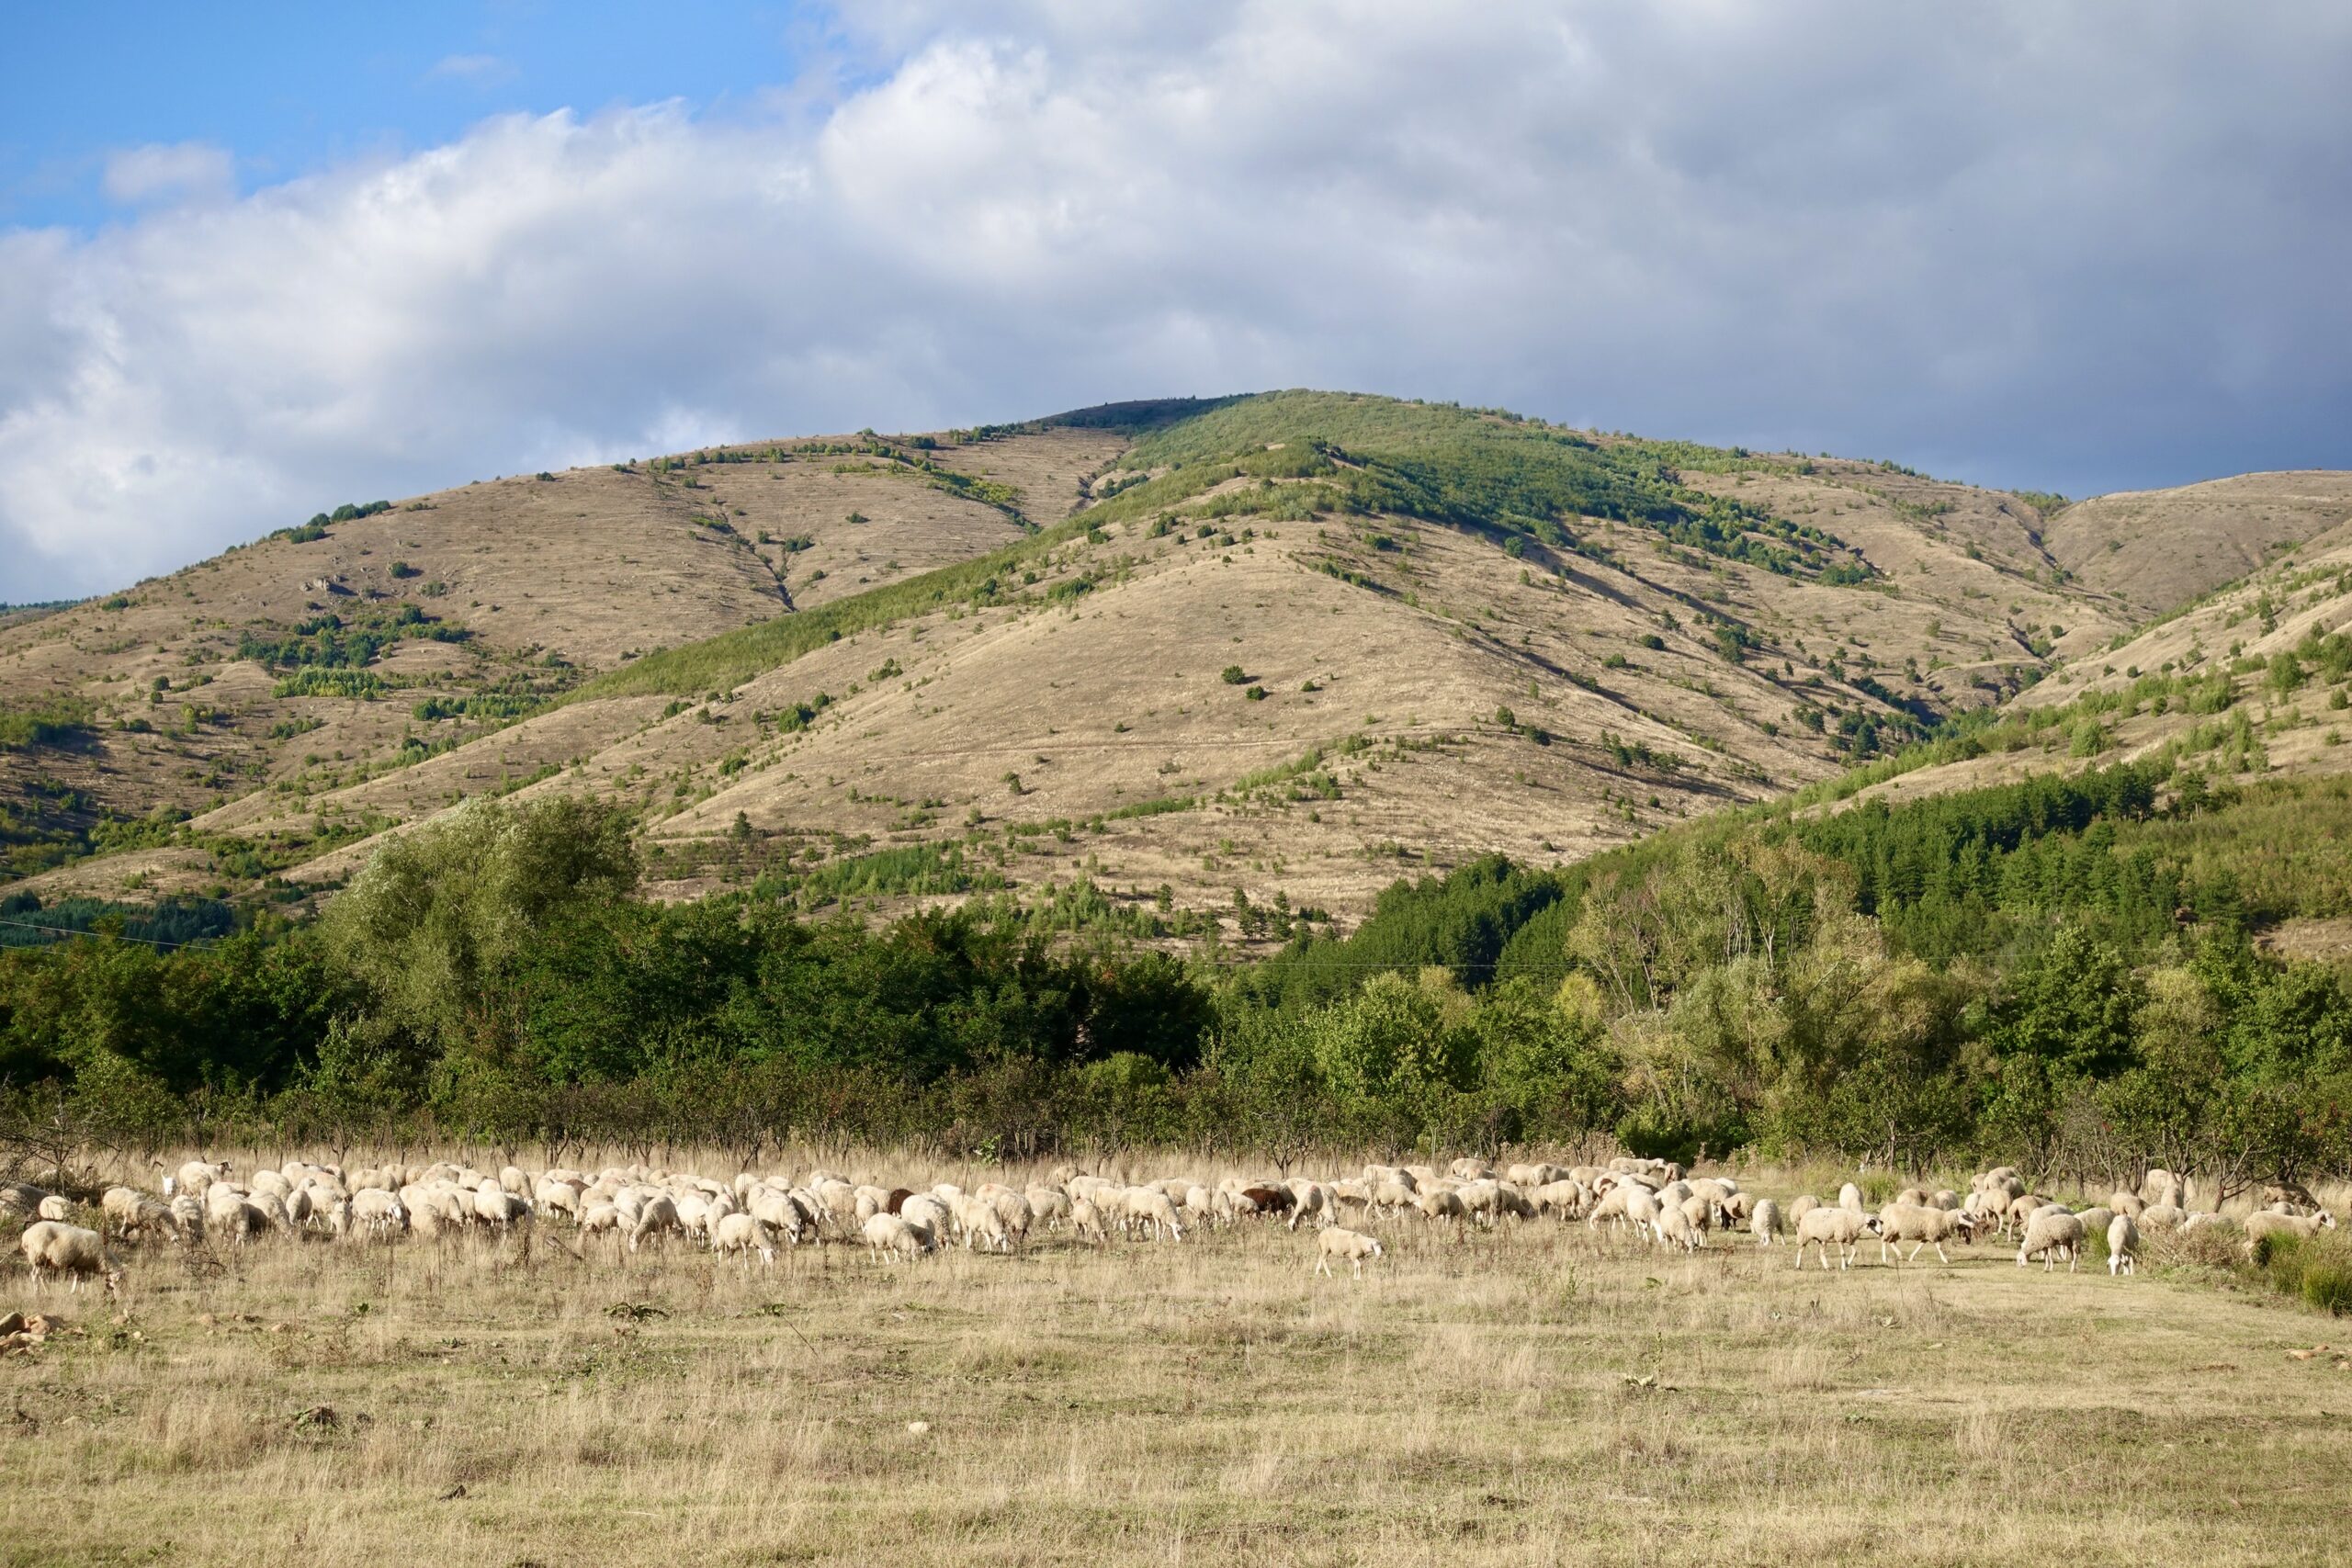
[1315,1256,1329,1277]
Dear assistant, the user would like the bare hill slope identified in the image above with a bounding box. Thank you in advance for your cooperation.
[4,390,2344,938]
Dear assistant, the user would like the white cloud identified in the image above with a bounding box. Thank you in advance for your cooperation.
[5,1,2350,598]
[100,141,234,206]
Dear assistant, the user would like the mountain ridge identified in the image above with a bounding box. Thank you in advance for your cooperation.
[5,389,2347,943]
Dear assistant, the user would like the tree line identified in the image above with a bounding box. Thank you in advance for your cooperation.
[3,763,2348,1190]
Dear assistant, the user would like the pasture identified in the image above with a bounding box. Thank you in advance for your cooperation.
[3,1150,2348,1568]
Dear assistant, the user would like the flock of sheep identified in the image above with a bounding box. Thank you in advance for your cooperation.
[4,1152,2338,1295]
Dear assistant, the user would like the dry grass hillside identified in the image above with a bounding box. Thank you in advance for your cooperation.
[2041,471,2352,617]
[6,391,2347,939]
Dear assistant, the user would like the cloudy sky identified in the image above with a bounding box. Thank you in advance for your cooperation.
[4,2,2348,601]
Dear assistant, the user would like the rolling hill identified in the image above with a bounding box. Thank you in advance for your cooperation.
[6,390,2347,944]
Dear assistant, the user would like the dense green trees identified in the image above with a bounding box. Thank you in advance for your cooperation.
[4,769,2351,1182]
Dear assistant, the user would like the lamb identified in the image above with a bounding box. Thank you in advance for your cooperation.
[1874,1203,1978,1265]
[1071,1197,1107,1246]
[2107,1213,2141,1276]
[19,1221,122,1294]
[1793,1206,1883,1270]
[1314,1227,1385,1279]
[863,1212,931,1262]
[2017,1210,2086,1272]
[1750,1197,1781,1247]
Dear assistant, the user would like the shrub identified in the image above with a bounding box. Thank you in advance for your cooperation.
[1221,665,1249,684]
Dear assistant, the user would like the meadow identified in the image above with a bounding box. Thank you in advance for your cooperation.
[4,1150,2348,1568]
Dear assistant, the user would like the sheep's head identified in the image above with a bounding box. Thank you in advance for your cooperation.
[1861,1216,1885,1236]
[2320,1210,2339,1231]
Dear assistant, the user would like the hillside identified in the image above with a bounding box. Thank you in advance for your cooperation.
[4,390,2345,942]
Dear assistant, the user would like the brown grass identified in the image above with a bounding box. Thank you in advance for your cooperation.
[6,1149,2350,1566]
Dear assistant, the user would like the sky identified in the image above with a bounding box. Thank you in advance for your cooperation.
[3,2,2349,601]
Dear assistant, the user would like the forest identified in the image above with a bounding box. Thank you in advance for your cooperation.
[3,757,2349,1191]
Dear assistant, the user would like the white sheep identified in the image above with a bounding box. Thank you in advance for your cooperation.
[19,1221,122,1293]
[1315,1227,1385,1279]
[1653,1199,1704,1253]
[2017,1210,2086,1272]
[1874,1203,1978,1265]
[350,1188,409,1237]
[2107,1213,2141,1276]
[1793,1207,1883,1270]
[2243,1209,2338,1246]
[863,1212,931,1262]
[1749,1197,1781,1247]
[628,1194,683,1252]
[712,1213,778,1267]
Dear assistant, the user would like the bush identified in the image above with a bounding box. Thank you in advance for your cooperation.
[1221,665,1248,684]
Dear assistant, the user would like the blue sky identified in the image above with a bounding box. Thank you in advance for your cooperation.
[2,2,827,229]
[4,2,2349,600]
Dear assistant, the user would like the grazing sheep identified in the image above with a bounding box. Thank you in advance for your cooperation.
[2243,1210,2338,1246]
[19,1221,122,1293]
[2017,1210,2087,1272]
[863,1213,931,1262]
[1787,1193,1819,1226]
[1314,1227,1385,1279]
[1025,1187,1070,1231]
[1125,1187,1185,1243]
[1418,1188,1469,1227]
[712,1213,778,1267]
[168,1194,205,1245]
[35,1194,74,1222]
[1653,1200,1704,1253]
[2139,1203,2187,1231]
[1071,1197,1107,1246]
[628,1194,683,1252]
[1875,1203,1979,1265]
[1750,1197,1781,1247]
[2072,1206,2115,1242]
[350,1189,409,1237]
[2107,1213,2141,1276]
[1794,1207,1883,1270]
[2108,1190,2145,1219]
[1838,1182,1865,1213]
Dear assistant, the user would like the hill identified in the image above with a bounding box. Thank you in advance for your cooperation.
[4,390,2346,943]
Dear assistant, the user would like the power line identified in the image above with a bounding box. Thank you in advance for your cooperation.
[0,915,215,951]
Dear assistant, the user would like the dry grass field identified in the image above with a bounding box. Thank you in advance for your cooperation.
[6,1151,2349,1568]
